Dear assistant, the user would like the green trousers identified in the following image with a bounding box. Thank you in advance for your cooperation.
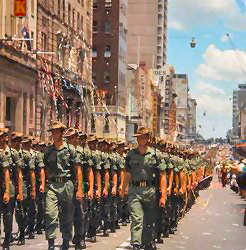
[128,186,157,246]
[45,180,74,240]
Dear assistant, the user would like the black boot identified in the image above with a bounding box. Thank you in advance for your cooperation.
[103,229,109,237]
[48,239,55,250]
[75,240,86,250]
[60,239,69,250]
[29,231,35,239]
[17,232,25,246]
[2,235,10,250]
[132,244,141,250]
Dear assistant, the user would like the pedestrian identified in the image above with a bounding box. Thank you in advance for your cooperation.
[120,127,167,250]
[44,121,83,250]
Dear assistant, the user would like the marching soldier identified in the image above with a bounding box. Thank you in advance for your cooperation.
[0,129,23,250]
[86,135,101,243]
[44,121,83,250]
[15,136,36,245]
[120,127,167,250]
[32,140,46,234]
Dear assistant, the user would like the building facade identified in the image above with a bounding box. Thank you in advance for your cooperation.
[173,74,189,141]
[92,0,128,140]
[36,0,93,139]
[187,97,197,140]
[0,0,37,134]
[232,84,246,139]
[127,0,168,69]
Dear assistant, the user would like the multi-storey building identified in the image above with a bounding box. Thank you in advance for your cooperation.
[173,74,189,141]
[36,0,93,139]
[92,0,128,140]
[232,84,246,139]
[187,97,197,140]
[0,0,37,134]
[127,0,168,69]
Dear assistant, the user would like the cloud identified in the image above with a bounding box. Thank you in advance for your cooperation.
[169,0,246,31]
[195,81,225,95]
[193,92,231,117]
[196,44,246,81]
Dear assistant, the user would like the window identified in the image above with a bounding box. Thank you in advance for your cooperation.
[104,45,111,58]
[104,71,110,83]
[72,9,75,29]
[31,31,34,48]
[30,94,33,124]
[92,47,97,58]
[105,0,112,8]
[68,4,71,25]
[93,20,98,33]
[105,21,111,34]
[77,13,80,31]
[92,71,96,83]
[58,0,60,17]
[81,16,84,31]
[62,0,65,22]
[6,97,11,121]
[41,32,48,51]
[93,0,98,8]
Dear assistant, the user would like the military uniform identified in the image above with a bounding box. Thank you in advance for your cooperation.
[125,145,166,249]
[0,140,21,249]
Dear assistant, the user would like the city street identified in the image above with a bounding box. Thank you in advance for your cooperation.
[6,177,246,250]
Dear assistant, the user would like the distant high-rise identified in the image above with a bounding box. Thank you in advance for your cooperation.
[127,0,168,68]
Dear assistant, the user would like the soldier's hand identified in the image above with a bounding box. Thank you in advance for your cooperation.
[103,188,108,198]
[76,191,83,201]
[3,192,10,204]
[16,193,23,202]
[88,189,94,200]
[112,187,117,197]
[39,185,45,193]
[119,186,124,198]
[159,196,166,207]
[167,187,171,196]
[96,190,101,199]
[31,190,36,200]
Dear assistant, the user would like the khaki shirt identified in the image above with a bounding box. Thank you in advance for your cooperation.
[125,147,166,182]
[44,143,79,178]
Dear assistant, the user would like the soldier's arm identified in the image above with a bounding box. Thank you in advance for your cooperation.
[40,167,45,193]
[30,169,36,199]
[103,169,110,196]
[175,172,179,193]
[75,164,83,200]
[3,168,10,204]
[160,171,167,207]
[179,170,187,194]
[88,167,94,199]
[96,171,102,198]
[17,167,23,201]
[168,168,174,195]
[112,170,117,196]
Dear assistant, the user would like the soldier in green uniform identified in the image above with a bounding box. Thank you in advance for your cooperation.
[87,135,101,243]
[32,139,46,234]
[0,128,23,250]
[44,121,83,250]
[121,127,167,250]
[65,128,93,250]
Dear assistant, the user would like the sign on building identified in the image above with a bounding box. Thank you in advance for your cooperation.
[14,0,27,17]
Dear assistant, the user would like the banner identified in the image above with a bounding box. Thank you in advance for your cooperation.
[14,0,27,17]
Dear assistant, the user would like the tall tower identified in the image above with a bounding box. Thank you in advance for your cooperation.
[127,0,168,68]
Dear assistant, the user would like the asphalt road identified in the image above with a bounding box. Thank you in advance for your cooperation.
[3,177,246,250]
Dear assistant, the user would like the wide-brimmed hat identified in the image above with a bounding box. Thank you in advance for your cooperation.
[78,131,87,138]
[0,128,9,137]
[11,132,23,141]
[87,135,97,143]
[64,128,78,138]
[47,121,67,132]
[241,158,246,164]
[22,136,32,144]
[133,127,150,137]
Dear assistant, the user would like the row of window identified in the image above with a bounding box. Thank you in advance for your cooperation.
[93,0,112,9]
[92,46,111,58]
[93,21,112,34]
[93,71,111,84]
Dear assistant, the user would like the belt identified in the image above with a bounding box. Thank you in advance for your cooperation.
[48,177,71,183]
[132,180,154,188]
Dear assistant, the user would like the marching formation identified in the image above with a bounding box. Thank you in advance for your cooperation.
[0,122,213,250]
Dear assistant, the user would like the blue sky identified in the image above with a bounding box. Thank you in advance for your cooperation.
[167,0,246,139]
